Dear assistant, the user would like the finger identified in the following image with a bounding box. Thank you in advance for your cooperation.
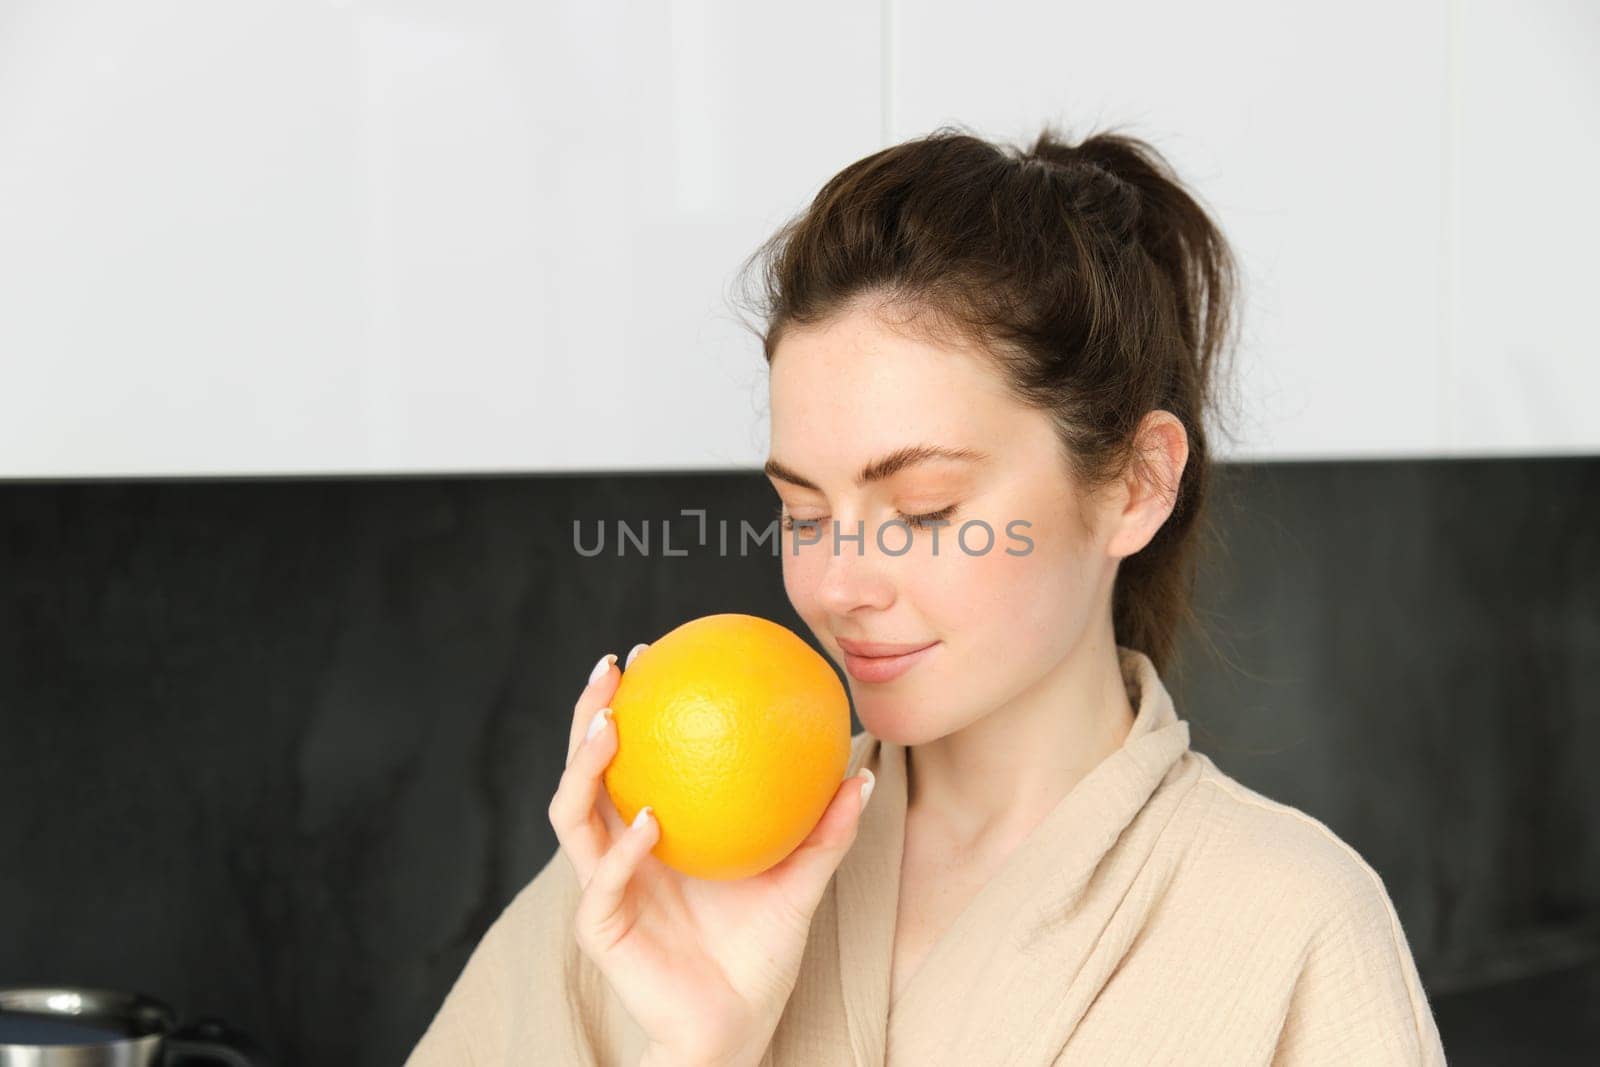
[593,773,627,839]
[578,645,644,836]
[575,805,659,952]
[549,704,620,883]
[567,652,620,767]
[765,770,874,916]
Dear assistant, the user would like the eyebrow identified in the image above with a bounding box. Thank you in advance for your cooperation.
[763,444,989,492]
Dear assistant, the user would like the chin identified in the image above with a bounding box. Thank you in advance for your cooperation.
[851,693,945,747]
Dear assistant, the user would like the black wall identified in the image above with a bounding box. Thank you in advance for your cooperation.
[2,459,1596,1064]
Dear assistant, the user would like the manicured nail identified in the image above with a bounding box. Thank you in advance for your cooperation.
[584,707,611,744]
[588,653,617,686]
[858,769,875,808]
[632,805,654,830]
[625,642,649,669]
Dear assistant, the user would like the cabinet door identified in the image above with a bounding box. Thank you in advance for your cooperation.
[0,0,885,476]
[1451,0,1600,454]
[891,0,1450,461]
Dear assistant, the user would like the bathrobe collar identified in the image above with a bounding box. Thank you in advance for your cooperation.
[832,644,1196,1065]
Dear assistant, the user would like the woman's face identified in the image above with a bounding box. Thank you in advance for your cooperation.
[766,304,1119,746]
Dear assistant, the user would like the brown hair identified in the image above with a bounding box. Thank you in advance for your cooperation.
[734,122,1244,678]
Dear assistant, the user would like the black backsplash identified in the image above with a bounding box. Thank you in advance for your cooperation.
[2,459,1596,1065]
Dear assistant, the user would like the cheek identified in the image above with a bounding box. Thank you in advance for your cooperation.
[776,510,1094,651]
[948,519,1094,654]
[942,542,1046,624]
[780,545,828,622]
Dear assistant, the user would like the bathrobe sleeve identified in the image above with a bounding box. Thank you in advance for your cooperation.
[1270,867,1448,1066]
[405,850,551,1067]
[404,919,506,1067]
[405,847,647,1067]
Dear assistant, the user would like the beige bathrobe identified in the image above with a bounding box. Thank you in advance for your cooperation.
[406,647,1448,1065]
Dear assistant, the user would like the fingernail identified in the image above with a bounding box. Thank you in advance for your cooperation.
[625,642,649,669]
[584,707,611,744]
[632,804,654,830]
[858,768,875,808]
[588,652,617,686]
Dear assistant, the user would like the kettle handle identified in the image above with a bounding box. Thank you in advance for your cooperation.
[161,1016,273,1067]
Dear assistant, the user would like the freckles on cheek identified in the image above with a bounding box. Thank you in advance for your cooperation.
[959,535,1071,631]
[781,551,825,615]
[960,544,1037,616]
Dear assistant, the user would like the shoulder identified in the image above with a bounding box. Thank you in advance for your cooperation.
[1166,754,1445,1062]
[1177,752,1413,938]
[1184,752,1392,894]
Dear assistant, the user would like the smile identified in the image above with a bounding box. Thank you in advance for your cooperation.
[840,641,940,683]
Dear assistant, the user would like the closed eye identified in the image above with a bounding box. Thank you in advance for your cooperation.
[899,505,957,530]
[773,503,960,532]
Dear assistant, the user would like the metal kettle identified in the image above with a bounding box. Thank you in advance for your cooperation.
[0,986,271,1067]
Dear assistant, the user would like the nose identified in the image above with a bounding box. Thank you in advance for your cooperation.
[810,518,896,615]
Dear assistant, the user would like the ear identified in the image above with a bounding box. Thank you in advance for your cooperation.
[1106,409,1189,559]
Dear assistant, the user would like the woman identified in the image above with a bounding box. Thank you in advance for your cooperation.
[406,125,1448,1065]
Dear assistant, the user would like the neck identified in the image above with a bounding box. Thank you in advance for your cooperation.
[904,627,1136,854]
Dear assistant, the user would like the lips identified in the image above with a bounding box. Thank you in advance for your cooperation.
[837,638,940,683]
[836,637,937,658]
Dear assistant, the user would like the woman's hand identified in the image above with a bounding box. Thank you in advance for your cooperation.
[548,645,875,1067]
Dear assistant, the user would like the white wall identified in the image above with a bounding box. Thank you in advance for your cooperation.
[1,0,1592,478]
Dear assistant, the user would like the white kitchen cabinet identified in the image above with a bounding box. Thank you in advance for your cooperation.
[0,0,884,477]
[1,2,1590,477]
[890,0,1452,462]
[1450,0,1600,455]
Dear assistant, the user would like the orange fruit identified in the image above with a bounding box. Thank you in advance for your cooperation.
[603,613,852,881]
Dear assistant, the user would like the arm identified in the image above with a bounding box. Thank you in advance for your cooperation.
[403,874,519,1067]
[405,847,622,1066]
[1270,871,1447,1066]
